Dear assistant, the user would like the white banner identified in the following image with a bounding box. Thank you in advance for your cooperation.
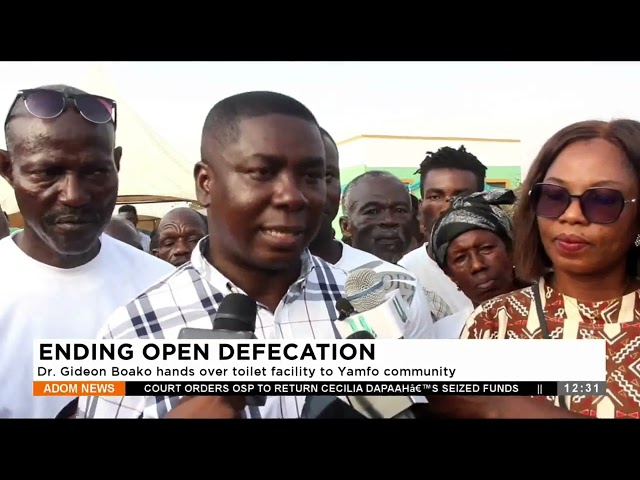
[33,339,606,383]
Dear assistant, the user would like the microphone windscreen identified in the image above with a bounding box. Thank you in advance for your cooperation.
[345,268,385,312]
[213,293,257,332]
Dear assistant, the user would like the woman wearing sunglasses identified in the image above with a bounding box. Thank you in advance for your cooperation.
[425,119,640,419]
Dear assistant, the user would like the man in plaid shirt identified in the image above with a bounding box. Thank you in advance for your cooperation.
[80,91,434,419]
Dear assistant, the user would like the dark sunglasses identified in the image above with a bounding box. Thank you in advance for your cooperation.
[529,183,637,224]
[4,88,117,129]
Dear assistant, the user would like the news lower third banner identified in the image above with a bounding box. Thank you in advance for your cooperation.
[32,339,606,397]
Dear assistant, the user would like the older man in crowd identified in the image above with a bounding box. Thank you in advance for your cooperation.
[151,207,208,266]
[309,128,445,322]
[0,84,174,418]
[338,170,452,320]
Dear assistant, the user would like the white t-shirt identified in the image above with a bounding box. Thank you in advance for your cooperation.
[334,241,383,272]
[398,245,473,315]
[433,306,474,339]
[0,234,175,418]
[138,231,151,252]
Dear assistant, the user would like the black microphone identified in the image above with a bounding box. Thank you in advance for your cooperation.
[300,396,367,419]
[179,293,258,340]
[177,293,265,406]
[300,330,374,419]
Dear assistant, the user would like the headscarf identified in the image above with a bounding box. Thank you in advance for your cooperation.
[429,188,516,269]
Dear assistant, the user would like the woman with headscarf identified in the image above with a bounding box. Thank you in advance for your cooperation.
[428,188,530,338]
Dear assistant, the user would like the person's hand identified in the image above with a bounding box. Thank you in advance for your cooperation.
[165,396,247,419]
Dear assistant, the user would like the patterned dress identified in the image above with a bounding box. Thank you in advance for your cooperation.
[462,277,640,418]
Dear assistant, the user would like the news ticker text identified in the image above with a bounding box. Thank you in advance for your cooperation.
[31,380,606,397]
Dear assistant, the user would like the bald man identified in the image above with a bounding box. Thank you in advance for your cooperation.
[104,217,143,250]
[152,207,207,266]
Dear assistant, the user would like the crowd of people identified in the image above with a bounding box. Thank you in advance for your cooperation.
[0,83,638,419]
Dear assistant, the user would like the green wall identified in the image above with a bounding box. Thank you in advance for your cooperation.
[333,164,521,234]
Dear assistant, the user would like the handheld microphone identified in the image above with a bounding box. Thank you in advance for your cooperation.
[348,259,419,304]
[300,396,367,419]
[345,268,385,312]
[334,270,427,418]
[301,330,374,419]
[179,293,258,340]
[335,268,409,339]
[177,293,265,406]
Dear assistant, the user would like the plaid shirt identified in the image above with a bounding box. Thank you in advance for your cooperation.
[79,238,433,419]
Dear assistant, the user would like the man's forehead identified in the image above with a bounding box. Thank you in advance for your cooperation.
[8,111,114,152]
[423,168,477,188]
[234,115,322,151]
[350,178,410,209]
[160,210,205,229]
[354,176,407,196]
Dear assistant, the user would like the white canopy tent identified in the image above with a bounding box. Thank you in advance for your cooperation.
[0,63,197,229]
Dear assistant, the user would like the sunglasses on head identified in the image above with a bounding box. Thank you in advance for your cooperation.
[4,88,117,129]
[529,183,637,225]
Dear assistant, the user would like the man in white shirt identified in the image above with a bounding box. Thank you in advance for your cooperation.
[338,168,452,319]
[0,84,174,418]
[309,127,444,322]
[339,170,415,265]
[117,205,152,252]
[399,146,487,315]
[80,91,434,419]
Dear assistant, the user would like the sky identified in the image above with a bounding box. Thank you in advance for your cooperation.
[1,61,639,176]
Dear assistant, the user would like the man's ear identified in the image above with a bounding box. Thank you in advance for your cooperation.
[339,215,351,239]
[194,161,213,208]
[114,146,122,172]
[0,149,14,187]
